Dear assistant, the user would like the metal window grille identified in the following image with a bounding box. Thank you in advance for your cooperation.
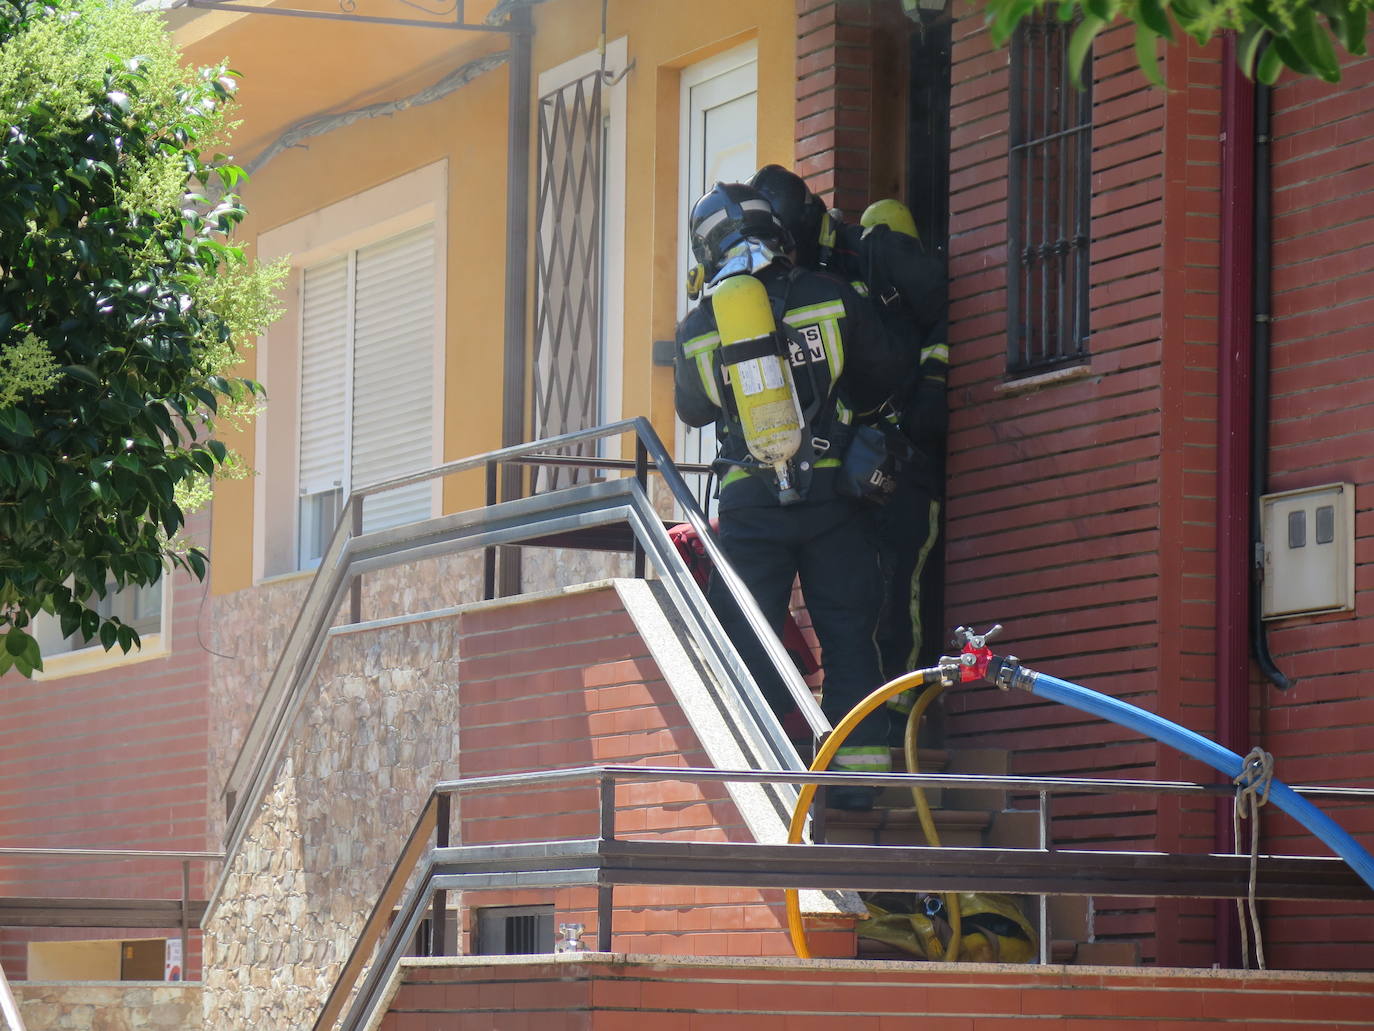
[532,71,604,492]
[1006,14,1093,375]
[475,905,554,955]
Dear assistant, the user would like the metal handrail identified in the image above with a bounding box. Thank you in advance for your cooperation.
[0,959,23,1031]
[319,762,1374,1031]
[347,419,815,723]
[422,762,1374,802]
[0,848,225,860]
[213,418,826,917]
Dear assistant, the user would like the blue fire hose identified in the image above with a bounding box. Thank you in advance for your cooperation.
[956,626,1374,894]
[1028,669,1374,892]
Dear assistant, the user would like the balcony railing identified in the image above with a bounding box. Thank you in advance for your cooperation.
[0,845,225,1000]
[317,763,1374,1031]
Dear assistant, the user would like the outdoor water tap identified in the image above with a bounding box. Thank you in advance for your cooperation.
[555,923,588,953]
[952,623,1003,650]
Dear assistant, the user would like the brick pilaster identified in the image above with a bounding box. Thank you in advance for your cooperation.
[795,0,876,218]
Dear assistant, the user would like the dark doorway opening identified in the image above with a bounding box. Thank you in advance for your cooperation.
[907,10,951,672]
[906,11,951,261]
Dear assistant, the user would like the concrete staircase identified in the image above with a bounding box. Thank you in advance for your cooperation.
[824,739,1141,966]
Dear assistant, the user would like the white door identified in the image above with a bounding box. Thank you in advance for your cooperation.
[677,42,758,515]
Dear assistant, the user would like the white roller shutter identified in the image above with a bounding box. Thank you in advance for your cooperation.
[297,257,349,500]
[350,224,436,532]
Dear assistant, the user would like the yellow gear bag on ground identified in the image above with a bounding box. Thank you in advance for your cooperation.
[858,892,1038,963]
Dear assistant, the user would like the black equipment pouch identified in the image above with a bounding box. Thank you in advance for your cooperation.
[836,412,912,505]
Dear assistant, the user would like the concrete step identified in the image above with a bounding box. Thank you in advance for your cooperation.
[941,747,1013,812]
[831,739,1124,968]
[820,806,991,849]
[878,746,949,808]
[1045,894,1091,943]
[985,808,1041,849]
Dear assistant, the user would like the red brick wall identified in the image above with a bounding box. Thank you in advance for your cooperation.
[0,515,213,979]
[795,0,875,216]
[1256,52,1374,971]
[936,0,1374,969]
[452,585,846,958]
[940,7,1183,962]
[1151,32,1227,971]
[381,956,1374,1030]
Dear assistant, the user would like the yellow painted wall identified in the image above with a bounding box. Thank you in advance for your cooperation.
[194,39,512,591]
[528,0,796,454]
[180,0,795,594]
[27,939,123,981]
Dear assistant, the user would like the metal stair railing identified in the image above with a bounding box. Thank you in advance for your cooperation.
[317,763,1374,1031]
[211,417,828,916]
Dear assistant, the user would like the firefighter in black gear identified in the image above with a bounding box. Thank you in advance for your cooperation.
[749,165,949,703]
[675,182,902,809]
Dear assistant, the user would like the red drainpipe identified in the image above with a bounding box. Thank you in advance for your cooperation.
[1214,32,1254,969]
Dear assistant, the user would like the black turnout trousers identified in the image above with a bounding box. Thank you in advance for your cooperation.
[706,495,888,755]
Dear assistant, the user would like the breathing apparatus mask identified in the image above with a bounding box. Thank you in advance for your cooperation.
[704,237,786,293]
[686,237,786,301]
[688,181,792,291]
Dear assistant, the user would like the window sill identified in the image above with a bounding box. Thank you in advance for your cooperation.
[996,362,1094,397]
[256,567,318,589]
[32,632,168,681]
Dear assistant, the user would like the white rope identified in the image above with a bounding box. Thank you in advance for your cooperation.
[1232,746,1274,970]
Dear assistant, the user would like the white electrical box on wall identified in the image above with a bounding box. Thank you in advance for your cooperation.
[1260,482,1356,619]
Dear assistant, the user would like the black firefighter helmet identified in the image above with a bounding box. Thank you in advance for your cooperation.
[749,164,827,267]
[688,181,792,281]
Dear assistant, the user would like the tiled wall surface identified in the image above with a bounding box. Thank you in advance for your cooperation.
[380,955,1374,1030]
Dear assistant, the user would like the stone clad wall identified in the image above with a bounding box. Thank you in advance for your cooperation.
[201,613,463,1030]
[520,546,632,594]
[207,552,482,844]
[14,982,201,1030]
[208,574,311,847]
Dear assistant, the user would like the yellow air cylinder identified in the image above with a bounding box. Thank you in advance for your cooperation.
[711,274,804,501]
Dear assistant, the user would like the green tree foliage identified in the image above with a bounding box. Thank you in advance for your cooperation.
[981,0,1371,85]
[0,0,284,676]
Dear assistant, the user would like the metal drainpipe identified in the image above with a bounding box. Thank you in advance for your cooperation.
[1249,73,1295,693]
[1214,33,1254,969]
[499,5,533,597]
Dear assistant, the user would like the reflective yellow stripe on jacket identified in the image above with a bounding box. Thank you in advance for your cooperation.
[681,329,722,407]
[832,745,891,773]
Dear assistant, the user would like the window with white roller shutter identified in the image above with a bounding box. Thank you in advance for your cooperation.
[296,256,348,565]
[296,223,436,567]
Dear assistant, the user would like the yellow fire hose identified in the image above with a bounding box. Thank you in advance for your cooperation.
[902,679,963,961]
[784,666,964,959]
